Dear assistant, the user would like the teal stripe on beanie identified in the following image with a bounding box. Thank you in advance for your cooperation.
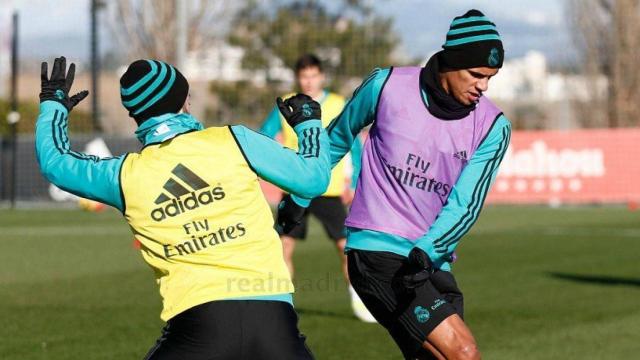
[120,60,158,96]
[447,24,497,36]
[120,59,190,124]
[445,34,501,47]
[122,61,168,108]
[134,65,177,115]
[450,15,491,27]
[444,9,501,48]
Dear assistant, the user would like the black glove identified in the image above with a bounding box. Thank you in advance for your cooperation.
[276,194,306,234]
[276,94,321,128]
[40,56,89,111]
[402,247,435,289]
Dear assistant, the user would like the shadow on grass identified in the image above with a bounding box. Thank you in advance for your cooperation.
[548,272,640,288]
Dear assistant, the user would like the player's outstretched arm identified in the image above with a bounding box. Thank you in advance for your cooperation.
[35,57,126,212]
[414,114,512,269]
[229,94,331,199]
[290,67,392,207]
[258,105,283,139]
[325,67,390,168]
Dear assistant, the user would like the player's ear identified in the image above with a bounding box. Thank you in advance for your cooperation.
[180,93,191,114]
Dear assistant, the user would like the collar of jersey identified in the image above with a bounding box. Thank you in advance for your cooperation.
[135,112,204,146]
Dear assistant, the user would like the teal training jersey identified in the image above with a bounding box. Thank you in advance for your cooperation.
[35,101,331,212]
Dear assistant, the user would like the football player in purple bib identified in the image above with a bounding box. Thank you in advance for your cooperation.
[278,9,511,360]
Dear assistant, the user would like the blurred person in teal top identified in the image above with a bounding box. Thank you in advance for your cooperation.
[260,54,372,322]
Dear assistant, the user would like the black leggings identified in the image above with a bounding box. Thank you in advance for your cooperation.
[144,300,314,360]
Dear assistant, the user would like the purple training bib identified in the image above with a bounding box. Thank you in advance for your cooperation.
[346,67,502,240]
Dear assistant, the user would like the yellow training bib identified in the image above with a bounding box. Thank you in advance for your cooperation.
[280,92,347,196]
[120,127,293,321]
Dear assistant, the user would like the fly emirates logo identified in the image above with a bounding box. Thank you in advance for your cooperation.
[382,152,452,199]
[150,164,226,222]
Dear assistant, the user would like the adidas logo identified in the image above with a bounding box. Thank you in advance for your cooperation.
[150,164,226,222]
[453,150,468,162]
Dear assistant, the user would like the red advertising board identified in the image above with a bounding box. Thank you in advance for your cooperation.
[261,129,640,205]
[487,128,640,204]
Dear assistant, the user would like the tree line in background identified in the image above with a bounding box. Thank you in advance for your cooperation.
[107,0,236,64]
[213,0,397,126]
[108,0,397,128]
[2,0,396,135]
[569,0,640,128]
[0,100,92,136]
[108,0,640,130]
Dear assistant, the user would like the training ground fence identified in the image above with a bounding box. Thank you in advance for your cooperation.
[0,135,139,205]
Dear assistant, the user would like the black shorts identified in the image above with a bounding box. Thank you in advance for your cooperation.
[278,196,347,241]
[144,300,313,360]
[347,250,464,359]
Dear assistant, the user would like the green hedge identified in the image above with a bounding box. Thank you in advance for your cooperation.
[0,99,94,136]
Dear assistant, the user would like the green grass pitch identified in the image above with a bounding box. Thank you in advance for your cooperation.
[1,206,639,359]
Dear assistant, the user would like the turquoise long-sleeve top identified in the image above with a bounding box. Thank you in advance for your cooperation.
[259,90,363,189]
[35,101,331,214]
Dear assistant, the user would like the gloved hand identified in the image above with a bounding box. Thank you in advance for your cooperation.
[402,247,435,289]
[276,94,321,128]
[276,194,306,234]
[40,56,89,111]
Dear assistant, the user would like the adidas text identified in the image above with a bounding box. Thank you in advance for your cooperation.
[151,187,226,222]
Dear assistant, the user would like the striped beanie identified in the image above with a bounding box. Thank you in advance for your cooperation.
[120,60,189,123]
[438,9,504,70]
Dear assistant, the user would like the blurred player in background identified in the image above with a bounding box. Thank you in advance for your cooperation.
[278,9,511,360]
[35,56,331,359]
[259,54,373,322]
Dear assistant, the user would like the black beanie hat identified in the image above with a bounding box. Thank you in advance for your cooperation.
[120,59,189,123]
[438,9,504,70]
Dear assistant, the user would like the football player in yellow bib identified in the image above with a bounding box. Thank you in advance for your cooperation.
[260,54,374,322]
[35,57,331,359]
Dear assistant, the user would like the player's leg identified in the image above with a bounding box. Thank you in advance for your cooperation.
[307,196,349,280]
[277,195,310,278]
[143,324,174,360]
[143,302,241,359]
[347,249,433,353]
[335,236,377,322]
[392,286,476,360]
[420,271,477,359]
[405,270,477,360]
[348,249,475,359]
[422,314,479,360]
[281,235,297,276]
[421,342,446,360]
[335,237,348,280]
[312,197,376,322]
[346,249,401,326]
[243,301,314,359]
[145,300,313,360]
